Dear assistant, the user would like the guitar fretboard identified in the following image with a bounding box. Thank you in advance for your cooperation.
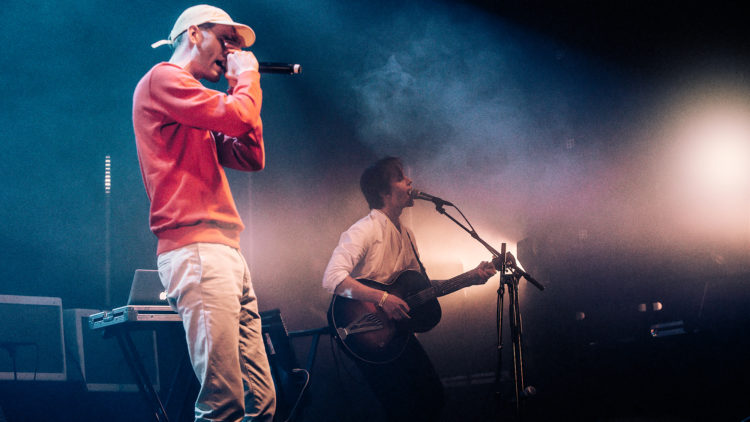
[405,271,476,307]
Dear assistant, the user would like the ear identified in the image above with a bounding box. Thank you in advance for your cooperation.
[186,25,204,46]
[379,188,392,204]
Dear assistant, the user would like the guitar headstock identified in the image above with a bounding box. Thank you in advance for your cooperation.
[465,254,509,286]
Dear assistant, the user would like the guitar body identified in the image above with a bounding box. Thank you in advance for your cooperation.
[328,270,442,364]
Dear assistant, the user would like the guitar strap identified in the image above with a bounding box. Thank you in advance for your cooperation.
[406,231,430,281]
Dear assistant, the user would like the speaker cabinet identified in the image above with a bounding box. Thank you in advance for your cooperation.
[0,295,66,381]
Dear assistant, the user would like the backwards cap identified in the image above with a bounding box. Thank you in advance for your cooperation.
[151,4,255,49]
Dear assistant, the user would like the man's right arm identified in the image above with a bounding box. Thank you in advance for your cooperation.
[323,225,411,320]
[149,64,262,137]
[334,276,411,320]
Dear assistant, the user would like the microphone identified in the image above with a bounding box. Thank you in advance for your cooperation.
[516,268,545,291]
[504,252,545,291]
[259,62,302,74]
[410,189,454,206]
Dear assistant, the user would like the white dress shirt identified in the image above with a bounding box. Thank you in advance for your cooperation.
[322,209,422,293]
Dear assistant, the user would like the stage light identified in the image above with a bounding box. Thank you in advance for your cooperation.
[661,92,750,243]
[678,108,750,195]
[637,302,664,312]
[104,155,111,194]
[666,88,750,196]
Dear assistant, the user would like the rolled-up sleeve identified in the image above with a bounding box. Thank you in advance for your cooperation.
[214,130,265,171]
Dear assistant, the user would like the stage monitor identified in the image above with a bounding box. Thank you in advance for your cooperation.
[0,295,66,381]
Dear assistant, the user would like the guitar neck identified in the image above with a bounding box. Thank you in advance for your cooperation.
[434,271,479,297]
[405,271,477,307]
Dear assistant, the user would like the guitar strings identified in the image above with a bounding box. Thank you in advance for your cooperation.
[406,272,475,306]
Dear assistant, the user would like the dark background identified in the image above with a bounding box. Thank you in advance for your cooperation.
[1,1,749,421]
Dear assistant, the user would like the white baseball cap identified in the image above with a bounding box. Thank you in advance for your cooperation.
[151,4,255,49]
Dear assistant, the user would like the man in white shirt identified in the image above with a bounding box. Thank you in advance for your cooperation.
[323,157,496,421]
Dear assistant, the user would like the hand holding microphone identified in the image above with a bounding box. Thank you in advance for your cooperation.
[226,50,259,86]
[226,56,301,88]
[228,51,301,74]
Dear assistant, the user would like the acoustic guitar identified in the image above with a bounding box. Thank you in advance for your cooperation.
[327,256,502,364]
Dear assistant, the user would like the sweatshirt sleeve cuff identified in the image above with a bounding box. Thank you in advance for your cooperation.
[238,70,260,84]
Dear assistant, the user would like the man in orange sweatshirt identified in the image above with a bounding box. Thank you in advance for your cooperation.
[132,5,275,421]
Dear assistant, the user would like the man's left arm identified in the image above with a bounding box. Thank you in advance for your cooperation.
[214,130,264,171]
[429,261,497,292]
[215,66,265,171]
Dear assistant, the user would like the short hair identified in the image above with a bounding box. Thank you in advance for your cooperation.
[360,156,404,209]
[171,22,216,50]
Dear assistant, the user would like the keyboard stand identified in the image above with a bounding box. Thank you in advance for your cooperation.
[108,324,171,422]
[90,306,183,422]
[90,308,331,422]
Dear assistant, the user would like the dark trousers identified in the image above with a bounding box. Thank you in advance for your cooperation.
[355,335,445,422]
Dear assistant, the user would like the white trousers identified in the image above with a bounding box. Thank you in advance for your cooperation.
[157,243,276,422]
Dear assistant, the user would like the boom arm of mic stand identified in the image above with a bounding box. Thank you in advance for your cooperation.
[433,204,545,291]
[433,205,502,257]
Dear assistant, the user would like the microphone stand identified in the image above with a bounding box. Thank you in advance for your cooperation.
[428,202,544,421]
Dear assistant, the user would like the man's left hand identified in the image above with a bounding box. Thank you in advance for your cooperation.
[473,261,497,283]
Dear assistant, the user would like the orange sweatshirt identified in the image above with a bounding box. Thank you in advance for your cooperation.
[133,62,264,255]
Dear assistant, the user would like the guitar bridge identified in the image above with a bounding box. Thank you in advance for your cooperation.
[338,313,384,340]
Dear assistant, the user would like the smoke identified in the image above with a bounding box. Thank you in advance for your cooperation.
[327,1,750,284]
[2,0,745,328]
[351,6,528,162]
[240,0,686,323]
[342,2,628,243]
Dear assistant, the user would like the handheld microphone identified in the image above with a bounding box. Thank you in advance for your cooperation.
[259,62,302,74]
[410,189,454,206]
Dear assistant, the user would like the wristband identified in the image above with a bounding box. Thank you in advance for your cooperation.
[377,291,389,308]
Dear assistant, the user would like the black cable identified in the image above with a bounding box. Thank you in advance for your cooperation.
[453,204,476,233]
[0,342,39,381]
[282,368,310,422]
